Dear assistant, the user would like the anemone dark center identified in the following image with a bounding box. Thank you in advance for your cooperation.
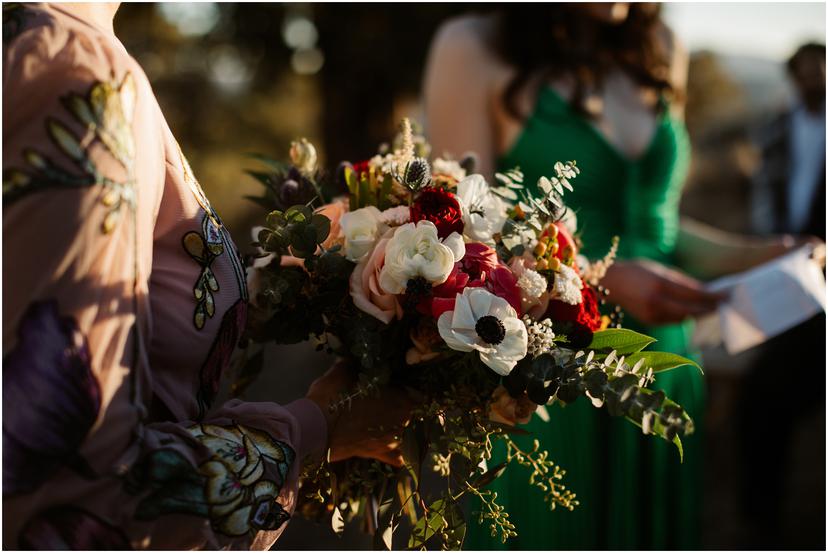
[406,277,432,297]
[476,315,506,345]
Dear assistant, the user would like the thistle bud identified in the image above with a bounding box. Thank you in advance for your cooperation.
[402,157,431,190]
[289,138,317,175]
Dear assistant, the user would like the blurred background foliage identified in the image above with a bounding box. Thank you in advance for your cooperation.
[113,3,823,549]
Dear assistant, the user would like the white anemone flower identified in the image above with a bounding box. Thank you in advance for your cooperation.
[339,206,384,262]
[438,287,528,375]
[551,263,583,305]
[455,174,508,244]
[379,220,465,294]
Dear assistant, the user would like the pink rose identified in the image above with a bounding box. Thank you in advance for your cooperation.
[350,227,403,324]
[463,243,522,315]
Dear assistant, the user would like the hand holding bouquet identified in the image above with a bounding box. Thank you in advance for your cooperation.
[238,120,698,549]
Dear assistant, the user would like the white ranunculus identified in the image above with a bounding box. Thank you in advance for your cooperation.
[455,174,508,244]
[550,263,583,305]
[339,206,383,262]
[437,287,528,375]
[379,220,465,294]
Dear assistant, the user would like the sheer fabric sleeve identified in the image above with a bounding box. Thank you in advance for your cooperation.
[2,21,326,550]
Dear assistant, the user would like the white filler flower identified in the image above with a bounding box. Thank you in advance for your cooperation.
[339,206,383,262]
[455,174,508,243]
[438,287,528,375]
[550,263,583,305]
[379,220,465,294]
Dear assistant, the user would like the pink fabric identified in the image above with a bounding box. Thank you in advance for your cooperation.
[2,4,325,549]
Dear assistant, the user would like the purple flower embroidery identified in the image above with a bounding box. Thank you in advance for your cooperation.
[197,300,247,419]
[3,301,101,495]
[19,506,130,550]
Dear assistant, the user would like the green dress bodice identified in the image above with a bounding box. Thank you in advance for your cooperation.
[464,87,704,550]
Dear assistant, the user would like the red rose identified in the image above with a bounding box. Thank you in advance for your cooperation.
[410,188,464,239]
[425,243,522,318]
[545,283,603,332]
[428,264,476,319]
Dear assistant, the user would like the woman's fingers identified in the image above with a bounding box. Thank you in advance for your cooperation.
[659,275,724,311]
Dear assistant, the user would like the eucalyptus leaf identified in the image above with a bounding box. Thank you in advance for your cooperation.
[331,506,345,535]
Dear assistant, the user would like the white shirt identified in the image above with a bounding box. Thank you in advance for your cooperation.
[787,103,826,232]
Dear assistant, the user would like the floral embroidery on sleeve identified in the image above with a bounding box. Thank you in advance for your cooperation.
[3,301,101,496]
[3,73,137,234]
[126,424,294,538]
[177,146,248,330]
[183,214,225,330]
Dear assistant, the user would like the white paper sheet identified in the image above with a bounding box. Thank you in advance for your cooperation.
[692,245,826,355]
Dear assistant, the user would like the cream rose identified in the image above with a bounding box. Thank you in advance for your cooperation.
[339,206,383,262]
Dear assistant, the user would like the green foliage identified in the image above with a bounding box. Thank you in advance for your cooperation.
[624,351,703,374]
[588,328,657,355]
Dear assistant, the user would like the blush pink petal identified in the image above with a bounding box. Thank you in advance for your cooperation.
[350,228,402,324]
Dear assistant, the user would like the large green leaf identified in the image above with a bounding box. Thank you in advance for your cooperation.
[624,351,703,375]
[588,328,656,355]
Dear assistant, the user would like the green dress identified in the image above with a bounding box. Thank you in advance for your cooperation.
[465,87,704,550]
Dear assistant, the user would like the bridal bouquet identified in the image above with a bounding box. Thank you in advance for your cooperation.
[238,120,698,549]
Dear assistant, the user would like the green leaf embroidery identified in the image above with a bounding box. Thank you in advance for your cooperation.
[4,73,137,234]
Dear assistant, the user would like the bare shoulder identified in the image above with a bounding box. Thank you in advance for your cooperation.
[654,20,688,99]
[655,20,688,71]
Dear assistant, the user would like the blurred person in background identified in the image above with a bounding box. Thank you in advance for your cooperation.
[423,3,812,549]
[740,41,826,548]
[2,3,409,549]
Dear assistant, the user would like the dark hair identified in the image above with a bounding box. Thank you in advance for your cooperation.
[787,42,826,74]
[490,3,674,119]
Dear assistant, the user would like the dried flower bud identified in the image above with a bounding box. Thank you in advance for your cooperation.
[534,242,547,257]
[402,157,431,190]
[459,152,478,174]
[289,138,317,175]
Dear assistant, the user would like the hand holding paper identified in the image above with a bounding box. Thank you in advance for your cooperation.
[693,244,826,355]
